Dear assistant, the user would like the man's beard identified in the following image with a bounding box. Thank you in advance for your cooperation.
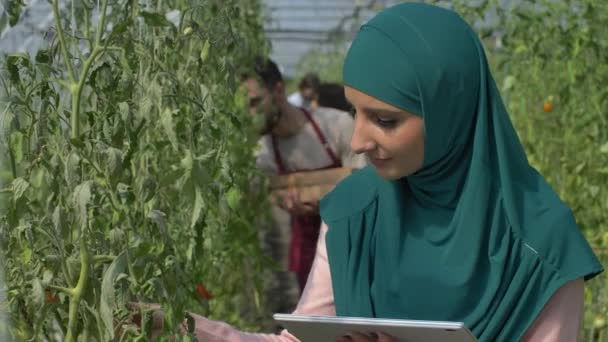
[260,110,281,135]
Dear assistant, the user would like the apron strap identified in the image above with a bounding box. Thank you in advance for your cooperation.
[271,134,288,174]
[271,108,342,174]
[300,108,341,166]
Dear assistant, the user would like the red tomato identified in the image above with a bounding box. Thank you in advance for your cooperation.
[45,290,60,304]
[196,282,213,300]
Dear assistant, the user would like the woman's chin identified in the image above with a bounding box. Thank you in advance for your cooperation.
[372,166,402,180]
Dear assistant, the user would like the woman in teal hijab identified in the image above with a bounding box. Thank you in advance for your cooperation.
[145,2,603,341]
[322,3,602,341]
[319,2,603,341]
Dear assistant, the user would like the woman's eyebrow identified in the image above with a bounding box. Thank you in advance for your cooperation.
[360,106,403,116]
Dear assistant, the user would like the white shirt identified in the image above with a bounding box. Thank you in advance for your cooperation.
[288,91,311,109]
[255,106,367,174]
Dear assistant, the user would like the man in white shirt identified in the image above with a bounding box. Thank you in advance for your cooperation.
[287,72,320,111]
[243,57,365,314]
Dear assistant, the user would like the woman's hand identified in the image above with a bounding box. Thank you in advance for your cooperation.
[127,302,188,341]
[336,331,397,342]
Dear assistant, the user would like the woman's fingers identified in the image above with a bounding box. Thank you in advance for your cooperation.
[336,331,397,342]
[377,332,397,342]
[337,331,379,342]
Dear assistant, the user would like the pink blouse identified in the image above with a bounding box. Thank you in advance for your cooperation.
[192,223,585,342]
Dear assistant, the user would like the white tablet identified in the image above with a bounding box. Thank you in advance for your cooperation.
[273,314,477,342]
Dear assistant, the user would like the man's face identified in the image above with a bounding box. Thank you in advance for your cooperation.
[242,78,280,134]
[300,87,316,103]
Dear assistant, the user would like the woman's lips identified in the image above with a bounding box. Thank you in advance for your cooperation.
[369,157,391,168]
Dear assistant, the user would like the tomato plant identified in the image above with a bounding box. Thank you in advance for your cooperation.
[0,0,273,340]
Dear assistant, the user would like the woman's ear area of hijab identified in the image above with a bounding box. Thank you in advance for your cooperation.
[344,86,426,180]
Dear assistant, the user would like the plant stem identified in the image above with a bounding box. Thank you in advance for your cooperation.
[48,284,74,295]
[84,6,92,52]
[8,143,17,179]
[65,237,90,342]
[93,255,116,263]
[70,97,80,141]
[94,0,109,48]
[61,258,76,287]
[52,0,76,83]
[71,0,109,139]
[82,322,90,342]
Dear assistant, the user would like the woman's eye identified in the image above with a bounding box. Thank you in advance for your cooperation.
[376,117,397,128]
[350,109,397,128]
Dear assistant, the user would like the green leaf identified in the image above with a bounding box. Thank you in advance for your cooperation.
[226,187,241,211]
[180,150,193,173]
[600,141,608,154]
[103,119,113,142]
[65,152,81,187]
[21,246,32,263]
[42,270,54,285]
[109,17,133,38]
[105,147,124,177]
[501,75,516,92]
[6,53,30,84]
[9,131,24,163]
[228,112,242,131]
[35,49,51,64]
[11,177,29,201]
[0,10,8,31]
[200,39,211,63]
[100,251,127,340]
[90,62,116,91]
[139,177,157,203]
[118,102,130,121]
[190,187,204,229]
[72,181,92,228]
[589,185,600,198]
[30,167,47,189]
[116,183,133,204]
[108,228,125,245]
[7,0,24,26]
[31,278,44,309]
[0,103,15,137]
[160,108,178,150]
[148,210,167,233]
[140,11,173,27]
[52,206,68,240]
[70,137,86,149]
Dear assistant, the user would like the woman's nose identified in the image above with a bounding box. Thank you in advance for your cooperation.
[350,115,376,154]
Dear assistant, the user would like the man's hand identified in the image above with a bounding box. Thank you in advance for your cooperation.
[278,188,319,216]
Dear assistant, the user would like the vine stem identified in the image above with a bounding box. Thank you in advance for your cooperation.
[47,284,74,295]
[65,237,90,342]
[52,0,76,83]
[54,0,110,139]
[50,0,110,340]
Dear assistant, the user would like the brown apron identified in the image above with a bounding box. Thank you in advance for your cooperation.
[271,108,342,292]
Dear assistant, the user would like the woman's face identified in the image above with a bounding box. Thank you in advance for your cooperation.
[345,86,425,180]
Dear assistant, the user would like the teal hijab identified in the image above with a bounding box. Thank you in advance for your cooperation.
[320,3,603,341]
